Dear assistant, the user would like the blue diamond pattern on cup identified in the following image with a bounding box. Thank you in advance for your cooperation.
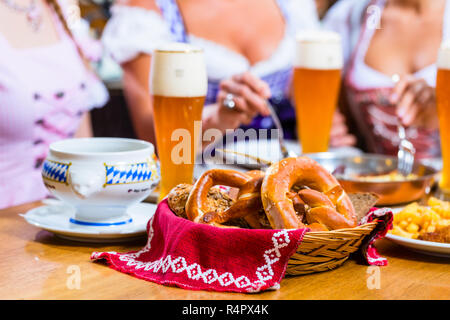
[42,160,70,183]
[105,162,153,186]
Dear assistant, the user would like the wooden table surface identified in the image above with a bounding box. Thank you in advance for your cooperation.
[1,201,449,300]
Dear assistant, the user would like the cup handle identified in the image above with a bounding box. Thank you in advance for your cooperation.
[68,164,105,199]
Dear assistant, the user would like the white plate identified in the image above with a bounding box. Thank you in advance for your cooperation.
[21,200,156,243]
[385,208,450,257]
[207,138,362,169]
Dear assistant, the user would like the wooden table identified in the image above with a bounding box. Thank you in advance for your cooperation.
[1,201,449,300]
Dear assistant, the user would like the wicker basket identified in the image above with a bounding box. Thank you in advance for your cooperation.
[286,221,378,275]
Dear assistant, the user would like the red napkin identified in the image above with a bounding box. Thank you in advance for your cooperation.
[91,199,307,293]
[357,207,394,266]
[91,200,392,293]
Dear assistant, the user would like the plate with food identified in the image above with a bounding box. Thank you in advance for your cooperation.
[307,153,439,206]
[385,197,450,257]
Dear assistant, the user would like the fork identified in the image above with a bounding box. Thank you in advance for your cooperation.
[265,100,297,158]
[392,74,416,176]
[397,124,416,176]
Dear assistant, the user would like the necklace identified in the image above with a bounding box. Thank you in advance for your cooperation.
[1,0,43,32]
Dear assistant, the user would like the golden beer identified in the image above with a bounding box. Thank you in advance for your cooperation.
[436,42,450,195]
[293,31,343,153]
[150,43,207,200]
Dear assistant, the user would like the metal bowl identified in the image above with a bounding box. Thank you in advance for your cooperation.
[306,153,439,206]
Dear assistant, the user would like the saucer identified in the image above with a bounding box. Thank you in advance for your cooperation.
[21,200,157,243]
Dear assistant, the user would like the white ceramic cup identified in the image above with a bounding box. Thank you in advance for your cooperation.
[42,138,160,226]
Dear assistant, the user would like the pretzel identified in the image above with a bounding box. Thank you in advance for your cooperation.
[185,169,264,225]
[202,170,266,228]
[167,183,234,220]
[261,157,357,231]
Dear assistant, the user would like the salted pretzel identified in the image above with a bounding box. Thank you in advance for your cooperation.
[185,169,265,227]
[261,157,357,231]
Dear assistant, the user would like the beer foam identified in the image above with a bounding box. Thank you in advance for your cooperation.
[294,30,343,69]
[151,42,208,97]
[438,40,450,70]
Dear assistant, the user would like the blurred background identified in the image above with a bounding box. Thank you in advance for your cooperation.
[83,0,339,139]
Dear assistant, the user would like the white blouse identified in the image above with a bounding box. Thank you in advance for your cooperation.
[101,0,320,81]
[323,0,450,89]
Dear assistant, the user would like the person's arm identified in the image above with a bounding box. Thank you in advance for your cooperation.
[109,0,161,144]
[74,112,93,138]
[121,53,156,144]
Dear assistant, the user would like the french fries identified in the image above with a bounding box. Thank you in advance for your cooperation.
[390,197,450,239]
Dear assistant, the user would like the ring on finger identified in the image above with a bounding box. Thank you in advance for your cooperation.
[223,93,236,110]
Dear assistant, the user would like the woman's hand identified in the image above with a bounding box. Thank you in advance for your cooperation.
[390,75,439,130]
[329,111,357,148]
[203,72,272,133]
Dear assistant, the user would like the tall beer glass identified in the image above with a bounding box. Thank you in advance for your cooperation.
[150,43,207,201]
[436,41,450,198]
[293,31,343,153]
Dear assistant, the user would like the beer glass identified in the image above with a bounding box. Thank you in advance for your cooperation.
[150,43,207,201]
[436,41,450,198]
[293,30,343,153]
